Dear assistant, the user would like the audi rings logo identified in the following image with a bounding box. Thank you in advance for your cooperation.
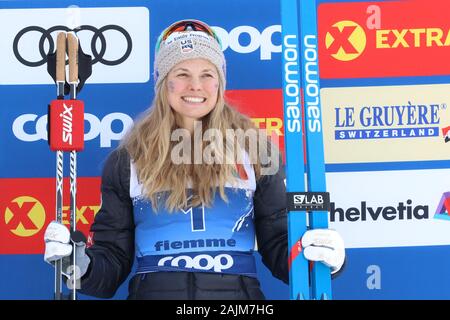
[13,25,132,67]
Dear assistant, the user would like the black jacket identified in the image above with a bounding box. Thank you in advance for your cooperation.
[79,148,289,299]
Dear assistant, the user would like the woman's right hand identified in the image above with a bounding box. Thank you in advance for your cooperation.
[44,221,91,280]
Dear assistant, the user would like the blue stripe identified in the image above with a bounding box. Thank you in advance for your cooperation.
[326,160,450,172]
[335,127,439,140]
[136,251,257,277]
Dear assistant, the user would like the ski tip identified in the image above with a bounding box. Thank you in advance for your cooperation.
[320,293,329,300]
[296,293,306,300]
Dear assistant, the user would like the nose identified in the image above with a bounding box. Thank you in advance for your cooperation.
[188,76,202,91]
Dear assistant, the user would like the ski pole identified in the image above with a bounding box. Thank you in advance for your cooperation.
[54,31,66,301]
[67,31,79,300]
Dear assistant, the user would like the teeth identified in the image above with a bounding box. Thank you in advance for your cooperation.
[182,96,205,103]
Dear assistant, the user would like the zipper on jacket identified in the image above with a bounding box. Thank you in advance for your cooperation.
[188,272,195,300]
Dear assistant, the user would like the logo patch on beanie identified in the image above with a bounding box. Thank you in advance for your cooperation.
[180,39,194,53]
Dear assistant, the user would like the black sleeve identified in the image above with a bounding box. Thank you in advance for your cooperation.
[253,163,289,284]
[78,148,135,298]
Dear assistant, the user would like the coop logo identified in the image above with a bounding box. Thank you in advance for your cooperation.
[330,200,429,222]
[158,253,233,272]
[12,112,133,147]
[213,25,281,60]
[334,102,447,140]
[325,20,366,61]
[434,192,450,221]
[4,196,46,237]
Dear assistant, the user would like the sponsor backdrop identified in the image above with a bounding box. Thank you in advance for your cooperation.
[0,0,449,299]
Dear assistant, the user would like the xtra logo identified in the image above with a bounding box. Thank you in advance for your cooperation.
[434,192,450,221]
[318,1,450,78]
[325,20,366,61]
[0,177,101,254]
[12,112,133,148]
[158,253,234,272]
[4,196,46,237]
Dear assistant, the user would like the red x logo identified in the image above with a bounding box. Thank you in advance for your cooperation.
[6,201,38,230]
[327,25,359,54]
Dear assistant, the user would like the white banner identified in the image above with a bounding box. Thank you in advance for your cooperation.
[0,7,150,85]
[328,169,450,248]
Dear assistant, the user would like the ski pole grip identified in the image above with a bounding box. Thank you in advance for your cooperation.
[56,32,66,83]
[67,32,79,84]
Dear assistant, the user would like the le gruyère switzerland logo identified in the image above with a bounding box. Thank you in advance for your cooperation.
[4,196,46,237]
[325,20,367,61]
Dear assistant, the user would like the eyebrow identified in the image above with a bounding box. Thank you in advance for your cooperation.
[173,68,216,73]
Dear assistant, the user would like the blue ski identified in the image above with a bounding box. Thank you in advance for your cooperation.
[281,0,332,300]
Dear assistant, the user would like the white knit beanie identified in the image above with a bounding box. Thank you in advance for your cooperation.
[154,28,226,90]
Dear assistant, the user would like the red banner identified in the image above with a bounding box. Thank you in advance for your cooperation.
[0,177,101,254]
[318,0,450,78]
[226,89,285,154]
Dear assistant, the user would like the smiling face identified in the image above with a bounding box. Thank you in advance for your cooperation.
[166,58,220,131]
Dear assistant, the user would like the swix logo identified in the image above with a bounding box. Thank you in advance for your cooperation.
[61,104,73,145]
[325,20,366,61]
[213,25,281,60]
[4,196,46,237]
[12,112,133,147]
[434,192,450,221]
[158,253,234,272]
[330,200,429,222]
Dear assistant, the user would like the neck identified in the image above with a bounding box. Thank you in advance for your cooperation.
[182,117,196,134]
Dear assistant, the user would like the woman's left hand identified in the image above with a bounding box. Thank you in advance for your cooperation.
[301,229,345,274]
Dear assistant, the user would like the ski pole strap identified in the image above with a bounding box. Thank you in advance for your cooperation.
[286,192,330,212]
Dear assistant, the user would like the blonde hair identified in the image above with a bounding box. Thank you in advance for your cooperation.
[121,76,275,212]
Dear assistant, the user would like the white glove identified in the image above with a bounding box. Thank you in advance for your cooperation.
[44,221,91,280]
[302,229,345,274]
